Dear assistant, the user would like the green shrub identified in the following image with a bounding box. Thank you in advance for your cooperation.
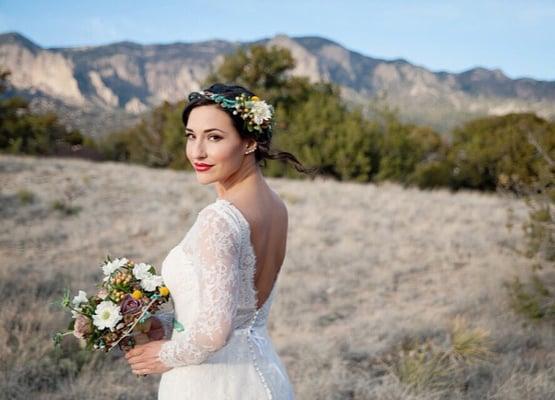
[409,159,454,189]
[97,100,187,169]
[16,189,35,205]
[505,275,553,319]
[268,85,382,181]
[51,200,81,216]
[448,113,555,191]
[501,129,554,321]
[342,101,450,187]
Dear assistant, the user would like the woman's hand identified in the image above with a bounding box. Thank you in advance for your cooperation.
[124,340,172,376]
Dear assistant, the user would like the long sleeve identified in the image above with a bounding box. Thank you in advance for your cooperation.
[158,207,241,368]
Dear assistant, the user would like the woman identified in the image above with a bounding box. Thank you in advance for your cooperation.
[124,83,316,399]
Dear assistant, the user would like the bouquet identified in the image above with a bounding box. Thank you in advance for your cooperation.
[53,256,170,352]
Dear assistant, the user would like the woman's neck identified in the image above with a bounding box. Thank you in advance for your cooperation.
[214,161,267,200]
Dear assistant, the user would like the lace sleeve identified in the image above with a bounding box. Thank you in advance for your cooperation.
[158,207,241,368]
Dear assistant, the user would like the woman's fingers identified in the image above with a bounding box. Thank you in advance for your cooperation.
[126,352,150,365]
[125,346,145,359]
[131,363,150,372]
[124,341,169,376]
[125,354,139,363]
[126,354,146,366]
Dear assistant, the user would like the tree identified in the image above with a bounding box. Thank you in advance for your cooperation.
[447,113,555,191]
[98,100,187,169]
[204,44,296,106]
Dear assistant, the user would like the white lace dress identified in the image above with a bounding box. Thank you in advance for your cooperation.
[156,198,295,399]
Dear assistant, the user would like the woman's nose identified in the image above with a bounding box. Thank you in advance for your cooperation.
[191,139,207,158]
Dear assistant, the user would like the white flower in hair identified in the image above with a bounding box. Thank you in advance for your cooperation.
[250,99,273,125]
[195,91,274,137]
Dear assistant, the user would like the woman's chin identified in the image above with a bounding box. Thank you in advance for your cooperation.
[194,173,215,185]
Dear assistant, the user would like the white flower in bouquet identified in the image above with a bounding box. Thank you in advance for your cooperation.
[72,290,88,307]
[93,300,123,330]
[133,262,152,280]
[102,257,129,277]
[140,274,164,291]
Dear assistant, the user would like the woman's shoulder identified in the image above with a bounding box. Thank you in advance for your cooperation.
[266,189,288,225]
[195,198,244,236]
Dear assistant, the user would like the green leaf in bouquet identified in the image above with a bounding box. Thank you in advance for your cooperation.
[59,288,72,308]
[52,332,63,347]
[173,318,184,332]
[52,330,75,348]
[79,303,95,317]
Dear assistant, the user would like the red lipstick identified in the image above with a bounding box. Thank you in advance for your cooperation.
[194,163,213,171]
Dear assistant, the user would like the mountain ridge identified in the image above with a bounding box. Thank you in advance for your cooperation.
[1,31,553,136]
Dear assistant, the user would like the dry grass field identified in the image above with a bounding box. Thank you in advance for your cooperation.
[0,154,553,400]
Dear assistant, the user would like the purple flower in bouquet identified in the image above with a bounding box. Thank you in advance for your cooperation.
[120,294,143,315]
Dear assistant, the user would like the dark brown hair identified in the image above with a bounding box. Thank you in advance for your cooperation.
[182,83,318,176]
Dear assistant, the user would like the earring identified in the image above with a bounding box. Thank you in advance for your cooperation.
[245,146,256,155]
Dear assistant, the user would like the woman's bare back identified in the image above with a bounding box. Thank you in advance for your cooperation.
[223,190,288,311]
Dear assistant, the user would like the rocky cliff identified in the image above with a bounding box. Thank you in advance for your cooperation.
[1,32,553,135]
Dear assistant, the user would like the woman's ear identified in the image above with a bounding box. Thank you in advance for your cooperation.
[245,138,257,150]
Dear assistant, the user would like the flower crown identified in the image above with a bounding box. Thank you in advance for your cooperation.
[188,90,274,140]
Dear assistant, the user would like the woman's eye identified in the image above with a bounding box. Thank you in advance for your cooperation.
[184,133,221,141]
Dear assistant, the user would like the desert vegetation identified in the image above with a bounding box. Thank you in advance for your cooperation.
[2,45,555,193]
[0,153,553,399]
[1,41,553,400]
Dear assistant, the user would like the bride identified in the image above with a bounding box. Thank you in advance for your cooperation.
[124,83,315,399]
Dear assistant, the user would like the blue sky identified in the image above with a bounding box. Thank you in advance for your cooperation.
[1,0,553,81]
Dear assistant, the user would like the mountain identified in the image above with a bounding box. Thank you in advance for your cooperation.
[1,31,554,136]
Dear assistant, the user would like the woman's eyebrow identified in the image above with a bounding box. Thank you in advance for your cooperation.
[185,128,226,133]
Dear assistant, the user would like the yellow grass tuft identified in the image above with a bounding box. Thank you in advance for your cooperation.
[449,315,495,364]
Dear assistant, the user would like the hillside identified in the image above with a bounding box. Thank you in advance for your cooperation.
[1,32,554,136]
[0,154,553,399]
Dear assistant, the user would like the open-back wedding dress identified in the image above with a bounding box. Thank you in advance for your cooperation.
[156,198,295,399]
